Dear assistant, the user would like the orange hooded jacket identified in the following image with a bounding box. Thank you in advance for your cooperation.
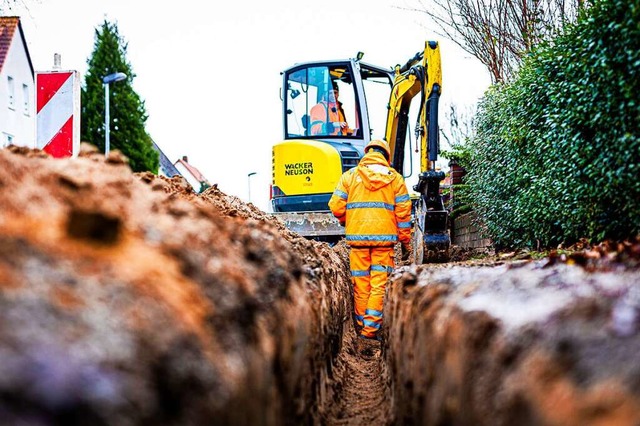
[309,100,353,136]
[328,150,412,247]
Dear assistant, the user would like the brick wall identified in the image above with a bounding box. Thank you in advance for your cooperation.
[449,160,466,185]
[453,212,492,249]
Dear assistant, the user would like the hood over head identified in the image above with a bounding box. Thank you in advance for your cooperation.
[356,150,396,191]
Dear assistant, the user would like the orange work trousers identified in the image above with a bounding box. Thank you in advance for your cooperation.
[349,246,394,339]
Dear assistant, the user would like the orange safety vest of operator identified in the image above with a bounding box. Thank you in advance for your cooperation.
[309,97,353,136]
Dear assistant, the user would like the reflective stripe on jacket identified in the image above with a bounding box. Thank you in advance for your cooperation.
[328,150,412,247]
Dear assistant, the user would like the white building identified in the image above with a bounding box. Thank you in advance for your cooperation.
[0,16,34,148]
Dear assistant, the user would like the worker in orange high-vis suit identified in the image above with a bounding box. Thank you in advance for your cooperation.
[328,139,412,355]
[309,82,353,136]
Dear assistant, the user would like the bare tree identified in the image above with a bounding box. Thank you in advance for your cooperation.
[1,0,18,13]
[0,0,38,15]
[441,103,476,149]
[405,0,589,83]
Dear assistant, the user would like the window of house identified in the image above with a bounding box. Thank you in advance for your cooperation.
[22,84,30,115]
[7,76,15,109]
[2,133,14,147]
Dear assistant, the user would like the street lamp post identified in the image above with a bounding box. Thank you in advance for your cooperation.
[247,172,257,202]
[102,72,128,155]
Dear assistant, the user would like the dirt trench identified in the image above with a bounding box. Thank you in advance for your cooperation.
[1,145,640,425]
[0,145,391,425]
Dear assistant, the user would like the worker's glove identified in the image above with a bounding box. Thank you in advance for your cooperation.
[401,243,411,262]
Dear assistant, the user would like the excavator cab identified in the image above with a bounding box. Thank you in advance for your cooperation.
[285,65,360,138]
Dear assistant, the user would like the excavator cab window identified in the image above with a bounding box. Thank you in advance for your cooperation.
[285,64,360,139]
[359,68,394,141]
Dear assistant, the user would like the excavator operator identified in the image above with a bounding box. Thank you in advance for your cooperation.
[309,81,353,136]
[328,139,412,358]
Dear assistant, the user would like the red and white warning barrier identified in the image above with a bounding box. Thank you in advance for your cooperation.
[35,70,80,158]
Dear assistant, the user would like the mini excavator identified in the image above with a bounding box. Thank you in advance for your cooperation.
[270,42,450,262]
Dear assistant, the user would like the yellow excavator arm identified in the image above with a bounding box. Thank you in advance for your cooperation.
[385,41,450,262]
[386,41,442,174]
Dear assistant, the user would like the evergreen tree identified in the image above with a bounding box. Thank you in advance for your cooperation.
[81,20,159,173]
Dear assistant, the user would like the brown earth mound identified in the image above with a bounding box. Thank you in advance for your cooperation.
[386,260,640,425]
[0,145,352,425]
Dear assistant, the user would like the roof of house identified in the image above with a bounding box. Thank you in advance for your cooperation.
[151,141,182,178]
[174,157,210,185]
[0,16,34,75]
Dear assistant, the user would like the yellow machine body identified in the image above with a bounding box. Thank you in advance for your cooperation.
[272,139,342,204]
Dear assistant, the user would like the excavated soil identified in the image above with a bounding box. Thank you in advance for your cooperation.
[1,144,640,426]
[0,145,357,425]
[385,255,640,425]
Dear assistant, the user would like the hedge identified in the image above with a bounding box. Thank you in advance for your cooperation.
[466,0,640,248]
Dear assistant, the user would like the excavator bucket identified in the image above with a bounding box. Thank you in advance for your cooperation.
[411,212,451,264]
[411,171,451,263]
[424,228,451,263]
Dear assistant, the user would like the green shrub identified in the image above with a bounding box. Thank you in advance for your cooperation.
[467,0,640,248]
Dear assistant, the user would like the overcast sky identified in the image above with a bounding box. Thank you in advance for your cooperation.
[15,0,490,211]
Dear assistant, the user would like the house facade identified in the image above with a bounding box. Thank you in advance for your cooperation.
[0,17,34,148]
